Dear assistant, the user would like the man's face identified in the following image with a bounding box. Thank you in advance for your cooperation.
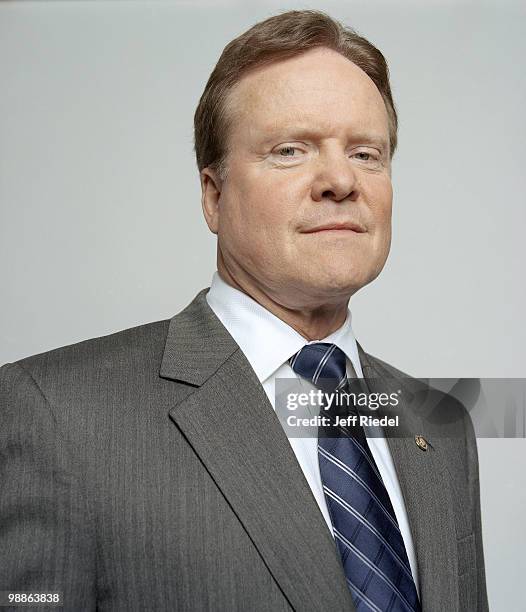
[202,47,393,309]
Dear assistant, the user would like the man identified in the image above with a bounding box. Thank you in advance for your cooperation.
[0,10,488,612]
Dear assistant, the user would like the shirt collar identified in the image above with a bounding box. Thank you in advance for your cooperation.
[205,271,362,383]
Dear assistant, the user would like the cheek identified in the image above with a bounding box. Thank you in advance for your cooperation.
[368,177,393,227]
[228,173,300,232]
[377,188,393,252]
[218,181,288,261]
[381,200,393,227]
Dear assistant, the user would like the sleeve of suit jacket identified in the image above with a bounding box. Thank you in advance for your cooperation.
[464,406,490,612]
[0,362,96,611]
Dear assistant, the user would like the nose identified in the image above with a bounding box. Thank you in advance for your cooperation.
[310,149,360,203]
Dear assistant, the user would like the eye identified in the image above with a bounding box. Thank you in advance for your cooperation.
[350,149,384,168]
[277,146,298,157]
[355,152,371,161]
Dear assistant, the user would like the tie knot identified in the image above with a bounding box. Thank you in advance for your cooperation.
[289,342,347,393]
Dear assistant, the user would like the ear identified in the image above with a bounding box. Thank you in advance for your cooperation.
[200,167,222,235]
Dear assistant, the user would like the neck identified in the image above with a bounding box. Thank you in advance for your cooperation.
[217,261,349,341]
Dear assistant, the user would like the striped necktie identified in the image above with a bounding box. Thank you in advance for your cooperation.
[289,342,421,612]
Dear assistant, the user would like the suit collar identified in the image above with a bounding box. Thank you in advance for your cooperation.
[159,287,239,386]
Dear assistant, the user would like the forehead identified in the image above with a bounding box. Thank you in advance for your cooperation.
[226,47,389,140]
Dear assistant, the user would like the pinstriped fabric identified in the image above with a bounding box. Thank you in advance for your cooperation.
[289,343,421,612]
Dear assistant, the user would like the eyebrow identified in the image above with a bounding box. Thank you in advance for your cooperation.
[259,126,389,150]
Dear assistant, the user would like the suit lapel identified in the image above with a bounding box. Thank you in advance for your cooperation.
[358,346,460,611]
[160,289,354,612]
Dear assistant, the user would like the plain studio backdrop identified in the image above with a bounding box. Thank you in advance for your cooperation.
[1,0,524,609]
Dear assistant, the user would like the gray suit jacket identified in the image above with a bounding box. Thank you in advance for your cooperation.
[0,288,488,611]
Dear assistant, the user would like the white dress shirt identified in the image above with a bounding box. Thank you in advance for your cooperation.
[206,270,419,593]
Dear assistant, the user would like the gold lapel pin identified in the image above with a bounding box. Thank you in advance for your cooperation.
[415,435,428,451]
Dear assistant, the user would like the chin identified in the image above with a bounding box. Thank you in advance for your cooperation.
[310,274,366,296]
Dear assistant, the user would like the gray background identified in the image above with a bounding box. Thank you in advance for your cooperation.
[1,0,524,609]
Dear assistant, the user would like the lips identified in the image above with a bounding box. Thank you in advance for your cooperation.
[302,222,366,233]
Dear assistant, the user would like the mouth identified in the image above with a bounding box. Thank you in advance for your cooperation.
[301,222,367,234]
